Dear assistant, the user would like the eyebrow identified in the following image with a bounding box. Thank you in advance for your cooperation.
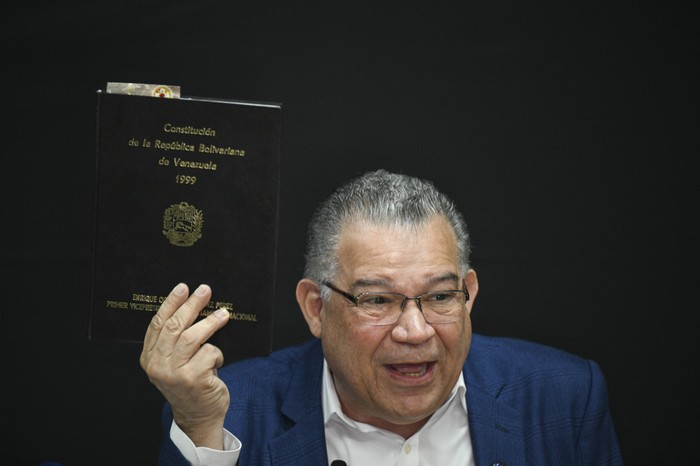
[350,273,460,292]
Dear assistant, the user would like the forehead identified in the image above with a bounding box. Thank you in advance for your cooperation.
[336,216,460,285]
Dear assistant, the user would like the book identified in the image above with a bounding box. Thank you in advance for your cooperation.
[88,85,281,363]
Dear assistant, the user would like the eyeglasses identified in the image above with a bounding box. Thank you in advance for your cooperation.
[321,279,469,326]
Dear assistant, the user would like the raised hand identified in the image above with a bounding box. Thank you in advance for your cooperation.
[140,283,231,449]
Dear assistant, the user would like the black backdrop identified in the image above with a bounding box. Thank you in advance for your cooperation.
[4,2,698,465]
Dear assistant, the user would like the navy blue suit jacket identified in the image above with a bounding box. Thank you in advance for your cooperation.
[157,334,623,465]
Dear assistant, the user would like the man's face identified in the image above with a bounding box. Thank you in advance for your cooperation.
[319,216,477,435]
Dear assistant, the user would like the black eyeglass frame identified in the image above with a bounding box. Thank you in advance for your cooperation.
[321,279,470,313]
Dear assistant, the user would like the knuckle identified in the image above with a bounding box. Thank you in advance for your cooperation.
[163,314,185,333]
[178,329,199,348]
[200,342,222,359]
[149,312,166,330]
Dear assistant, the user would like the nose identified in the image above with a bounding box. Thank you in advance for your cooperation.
[391,299,435,343]
[402,296,423,312]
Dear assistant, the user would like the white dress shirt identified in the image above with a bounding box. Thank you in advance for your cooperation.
[172,359,475,466]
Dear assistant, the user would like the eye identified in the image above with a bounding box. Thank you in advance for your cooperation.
[359,293,401,307]
[426,291,457,302]
[367,296,387,305]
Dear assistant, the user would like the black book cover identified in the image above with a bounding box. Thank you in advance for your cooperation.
[89,90,281,363]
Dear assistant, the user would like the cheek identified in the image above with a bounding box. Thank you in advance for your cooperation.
[321,313,383,368]
[321,311,358,358]
[440,317,471,360]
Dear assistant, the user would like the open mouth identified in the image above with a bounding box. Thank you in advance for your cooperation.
[386,361,436,378]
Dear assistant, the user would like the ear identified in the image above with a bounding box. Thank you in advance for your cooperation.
[464,268,479,316]
[296,278,324,338]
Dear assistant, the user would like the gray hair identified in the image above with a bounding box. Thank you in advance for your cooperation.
[303,170,471,295]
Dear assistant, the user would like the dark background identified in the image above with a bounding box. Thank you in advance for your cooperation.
[4,2,697,465]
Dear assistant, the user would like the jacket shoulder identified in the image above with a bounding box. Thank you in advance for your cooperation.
[469,333,593,369]
[467,334,609,409]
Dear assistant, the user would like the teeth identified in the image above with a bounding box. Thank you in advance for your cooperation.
[392,364,427,377]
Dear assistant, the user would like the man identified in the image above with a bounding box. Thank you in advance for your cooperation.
[141,169,623,465]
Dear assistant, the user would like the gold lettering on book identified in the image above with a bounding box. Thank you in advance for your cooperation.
[163,123,216,137]
[173,157,217,170]
[106,292,255,321]
[198,144,245,156]
[154,140,195,152]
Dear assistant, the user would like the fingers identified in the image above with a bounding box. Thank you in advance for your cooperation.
[189,341,226,374]
[171,308,231,366]
[143,282,190,353]
[142,283,229,365]
[154,284,212,355]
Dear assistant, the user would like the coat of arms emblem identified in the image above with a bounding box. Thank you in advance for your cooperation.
[162,202,204,246]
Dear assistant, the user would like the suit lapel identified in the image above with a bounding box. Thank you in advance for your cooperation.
[465,336,527,466]
[268,340,329,465]
[268,404,328,465]
[467,384,526,466]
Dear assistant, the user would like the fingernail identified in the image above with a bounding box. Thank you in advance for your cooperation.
[195,284,208,296]
[215,308,230,319]
[173,283,186,296]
